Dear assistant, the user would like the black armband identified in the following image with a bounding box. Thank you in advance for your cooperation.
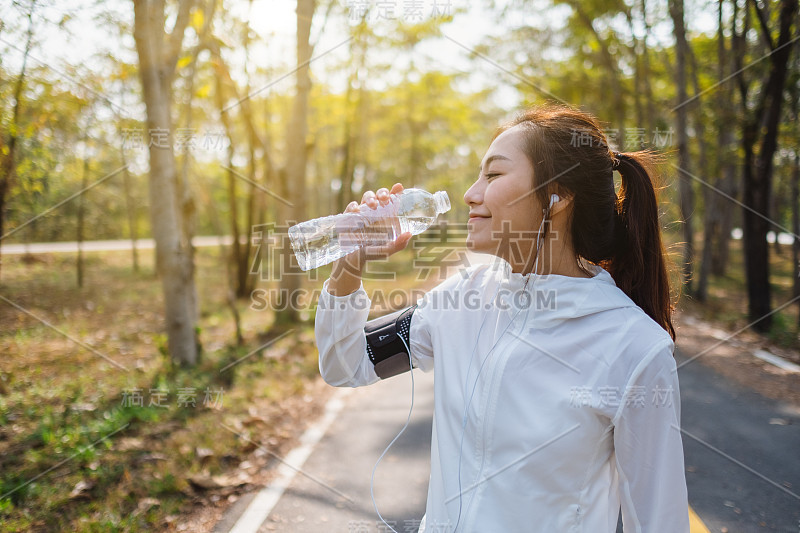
[365,305,417,379]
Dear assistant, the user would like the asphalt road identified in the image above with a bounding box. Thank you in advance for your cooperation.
[675,351,800,532]
[251,371,435,533]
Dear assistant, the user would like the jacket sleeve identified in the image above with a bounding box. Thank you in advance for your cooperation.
[314,279,434,388]
[613,341,690,533]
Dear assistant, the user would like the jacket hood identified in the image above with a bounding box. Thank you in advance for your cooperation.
[480,256,640,328]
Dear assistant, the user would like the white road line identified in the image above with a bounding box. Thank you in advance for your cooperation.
[682,314,800,374]
[752,349,800,374]
[227,387,352,533]
[0,236,238,255]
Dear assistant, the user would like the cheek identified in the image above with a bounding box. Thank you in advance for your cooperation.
[485,178,534,214]
[484,175,540,228]
[487,196,536,234]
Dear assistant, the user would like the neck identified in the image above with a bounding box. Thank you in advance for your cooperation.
[510,235,591,278]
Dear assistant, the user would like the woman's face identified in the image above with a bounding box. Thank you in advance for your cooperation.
[464,125,542,267]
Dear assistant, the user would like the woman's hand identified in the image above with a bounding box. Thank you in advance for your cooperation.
[328,183,412,296]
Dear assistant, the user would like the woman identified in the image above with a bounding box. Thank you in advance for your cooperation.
[315,104,690,532]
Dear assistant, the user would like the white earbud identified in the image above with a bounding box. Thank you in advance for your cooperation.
[549,193,561,209]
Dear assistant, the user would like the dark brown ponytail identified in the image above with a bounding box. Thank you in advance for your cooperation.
[496,104,676,341]
[610,152,675,340]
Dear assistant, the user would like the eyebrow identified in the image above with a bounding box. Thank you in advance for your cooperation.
[479,154,511,171]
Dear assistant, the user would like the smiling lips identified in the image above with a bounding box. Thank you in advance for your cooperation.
[469,214,490,223]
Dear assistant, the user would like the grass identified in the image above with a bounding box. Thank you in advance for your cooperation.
[0,246,329,532]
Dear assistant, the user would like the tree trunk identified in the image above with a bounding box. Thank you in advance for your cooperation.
[710,0,734,276]
[689,31,712,301]
[625,8,644,132]
[0,1,35,281]
[790,52,800,326]
[711,162,738,275]
[215,70,244,298]
[338,81,354,213]
[639,0,656,136]
[240,10,258,299]
[792,151,799,325]
[696,156,715,302]
[120,147,139,272]
[338,24,368,211]
[241,136,257,297]
[224,148,242,296]
[740,0,798,330]
[261,97,276,263]
[133,0,199,365]
[77,149,89,288]
[408,88,420,183]
[176,2,214,324]
[742,134,771,328]
[195,160,244,346]
[208,36,270,299]
[771,187,782,257]
[275,0,316,325]
[669,0,695,292]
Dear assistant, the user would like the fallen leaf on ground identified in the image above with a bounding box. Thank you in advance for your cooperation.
[195,447,214,460]
[69,480,94,499]
[115,437,145,451]
[188,472,250,490]
[137,497,161,512]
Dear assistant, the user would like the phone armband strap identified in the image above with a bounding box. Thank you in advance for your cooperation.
[365,306,417,379]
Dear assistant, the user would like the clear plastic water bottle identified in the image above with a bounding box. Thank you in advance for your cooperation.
[289,188,451,271]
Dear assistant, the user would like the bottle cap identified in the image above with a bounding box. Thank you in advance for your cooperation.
[434,191,451,214]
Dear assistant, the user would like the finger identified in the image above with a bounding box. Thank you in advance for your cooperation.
[345,201,359,213]
[384,232,413,255]
[362,232,412,261]
[395,232,412,250]
[376,188,390,205]
[361,190,378,210]
[361,190,376,204]
[390,183,404,195]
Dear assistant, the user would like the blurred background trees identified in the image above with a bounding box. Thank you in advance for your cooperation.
[1,0,798,361]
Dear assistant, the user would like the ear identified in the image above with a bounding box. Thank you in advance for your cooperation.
[550,194,572,217]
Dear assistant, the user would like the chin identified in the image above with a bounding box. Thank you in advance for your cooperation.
[465,237,489,254]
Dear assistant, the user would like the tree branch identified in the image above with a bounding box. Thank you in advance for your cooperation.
[751,0,776,51]
[164,0,195,71]
[310,0,333,54]
[208,44,273,173]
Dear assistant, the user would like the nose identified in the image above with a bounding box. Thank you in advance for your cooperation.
[464,177,483,207]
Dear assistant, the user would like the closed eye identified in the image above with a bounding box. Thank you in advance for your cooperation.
[485,173,501,180]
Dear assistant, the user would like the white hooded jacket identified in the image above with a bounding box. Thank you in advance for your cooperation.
[315,259,690,533]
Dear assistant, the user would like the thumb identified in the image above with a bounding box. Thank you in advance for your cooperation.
[363,232,412,261]
[386,231,413,255]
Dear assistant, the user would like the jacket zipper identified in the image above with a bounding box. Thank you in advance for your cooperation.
[462,315,527,530]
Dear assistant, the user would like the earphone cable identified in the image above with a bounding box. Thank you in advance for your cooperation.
[453,207,550,532]
[371,203,553,533]
[370,333,416,533]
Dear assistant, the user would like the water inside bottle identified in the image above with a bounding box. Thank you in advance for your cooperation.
[290,214,437,271]
[289,189,450,271]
